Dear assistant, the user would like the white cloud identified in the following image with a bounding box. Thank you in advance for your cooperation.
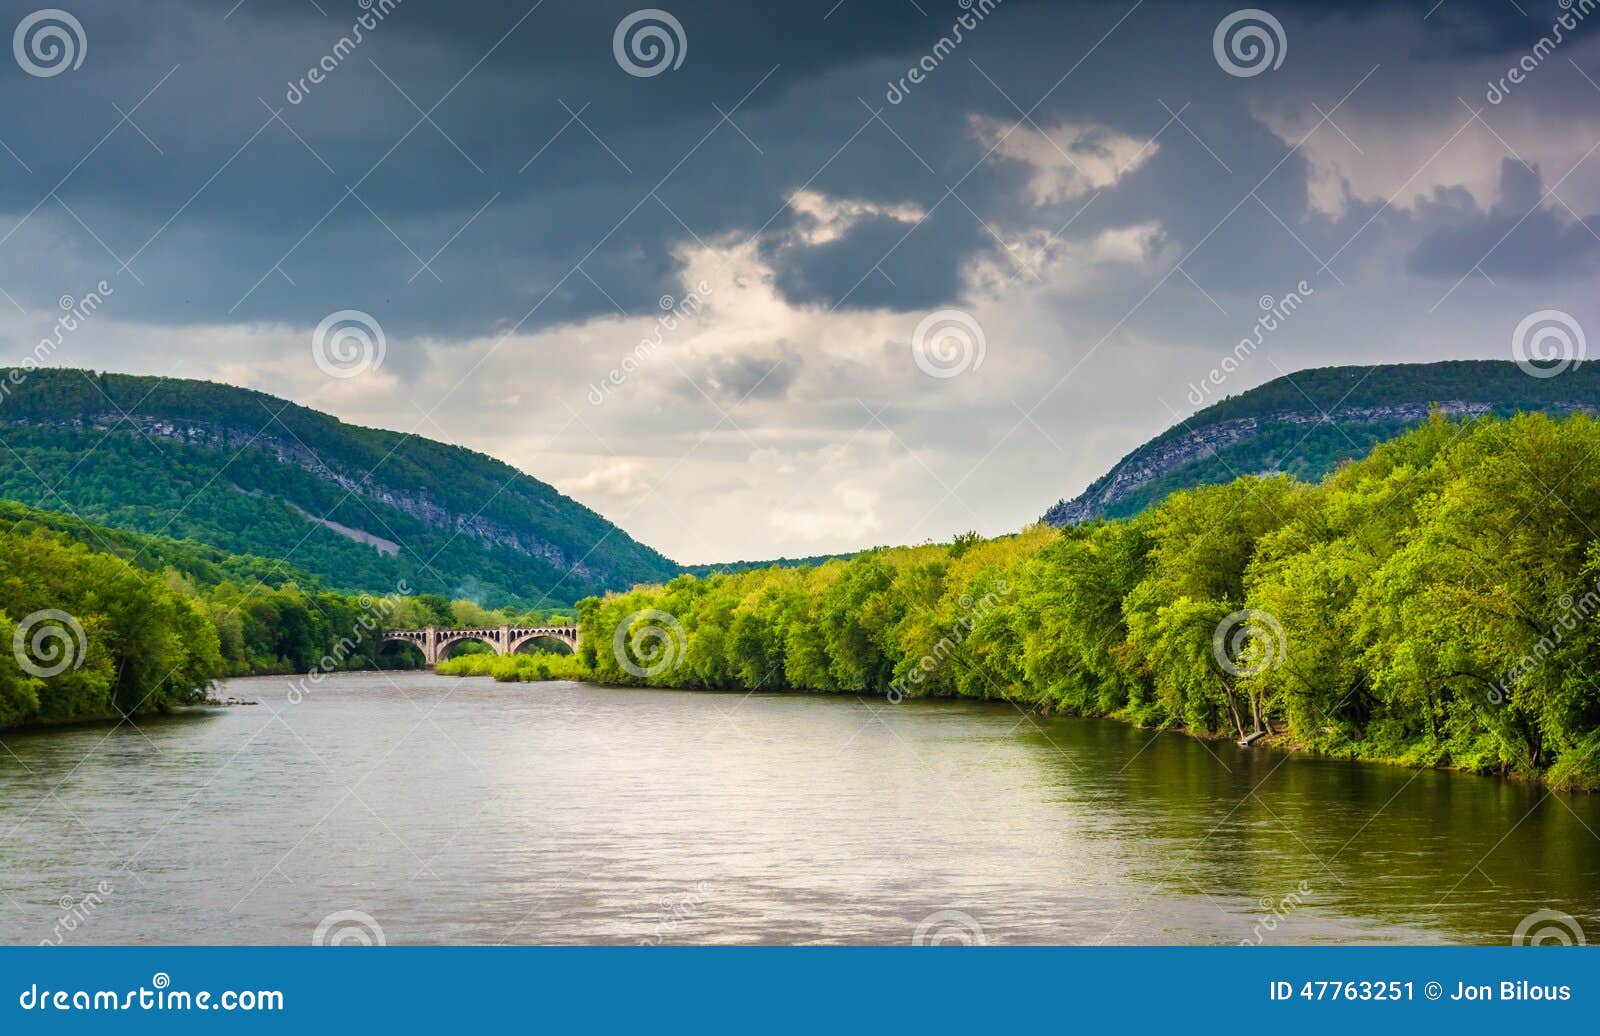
[559,459,654,503]
[1253,32,1600,219]
[787,189,926,245]
[969,115,1156,206]
[768,483,882,543]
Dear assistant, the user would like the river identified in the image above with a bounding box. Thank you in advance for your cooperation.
[1,671,1596,945]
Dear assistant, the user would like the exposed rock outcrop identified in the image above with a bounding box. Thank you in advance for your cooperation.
[1043,400,1596,526]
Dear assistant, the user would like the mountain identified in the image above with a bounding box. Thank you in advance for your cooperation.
[0,369,677,607]
[1043,360,1600,525]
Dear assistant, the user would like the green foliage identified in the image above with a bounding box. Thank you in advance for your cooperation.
[0,500,495,728]
[0,368,678,607]
[0,527,220,726]
[435,651,586,682]
[577,413,1600,788]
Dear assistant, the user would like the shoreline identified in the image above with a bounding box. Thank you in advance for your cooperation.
[425,666,1578,793]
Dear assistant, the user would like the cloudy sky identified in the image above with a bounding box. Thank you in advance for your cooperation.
[2,0,1596,562]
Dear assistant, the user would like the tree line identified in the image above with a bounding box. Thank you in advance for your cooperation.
[0,501,572,729]
[575,413,1600,789]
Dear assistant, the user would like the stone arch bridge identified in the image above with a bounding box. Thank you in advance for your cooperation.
[382,625,579,667]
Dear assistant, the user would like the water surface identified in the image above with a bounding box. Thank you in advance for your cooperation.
[1,672,1596,945]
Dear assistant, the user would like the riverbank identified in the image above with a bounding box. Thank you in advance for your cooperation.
[431,655,1590,793]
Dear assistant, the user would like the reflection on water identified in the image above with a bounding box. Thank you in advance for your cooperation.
[0,672,1596,945]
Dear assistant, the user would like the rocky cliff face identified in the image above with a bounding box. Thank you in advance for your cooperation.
[1043,400,1595,526]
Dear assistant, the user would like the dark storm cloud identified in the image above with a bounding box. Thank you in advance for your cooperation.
[0,0,1559,342]
[1408,158,1600,280]
[767,210,980,311]
[690,346,801,403]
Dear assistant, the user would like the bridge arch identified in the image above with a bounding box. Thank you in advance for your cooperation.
[507,627,580,656]
[435,631,501,662]
[376,635,428,668]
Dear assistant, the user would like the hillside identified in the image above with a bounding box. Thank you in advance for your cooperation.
[1042,360,1600,524]
[0,498,326,592]
[0,369,677,607]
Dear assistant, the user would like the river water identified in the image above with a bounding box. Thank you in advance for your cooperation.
[1,672,1596,945]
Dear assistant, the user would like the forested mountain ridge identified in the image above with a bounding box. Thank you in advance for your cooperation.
[0,368,677,607]
[1043,360,1600,524]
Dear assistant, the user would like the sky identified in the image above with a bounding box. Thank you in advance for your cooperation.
[2,0,1598,564]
